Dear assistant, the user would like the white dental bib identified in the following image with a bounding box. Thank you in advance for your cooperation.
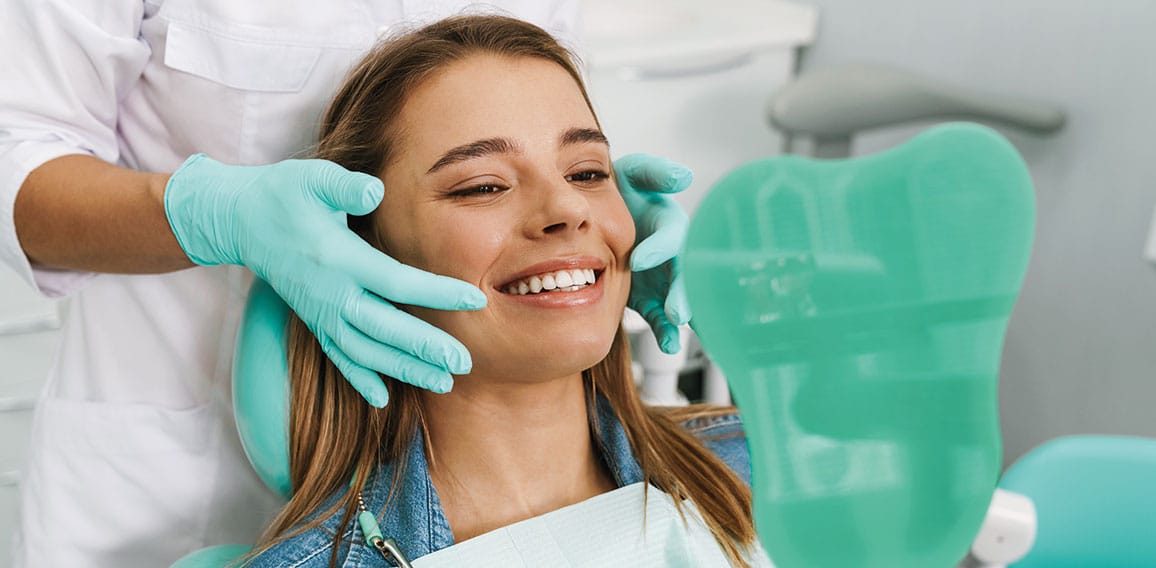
[413,482,774,567]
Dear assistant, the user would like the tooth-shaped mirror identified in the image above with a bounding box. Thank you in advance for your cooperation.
[684,123,1035,568]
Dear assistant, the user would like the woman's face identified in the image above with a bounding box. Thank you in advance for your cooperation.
[374,54,635,383]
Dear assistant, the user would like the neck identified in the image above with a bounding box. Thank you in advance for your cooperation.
[420,371,616,542]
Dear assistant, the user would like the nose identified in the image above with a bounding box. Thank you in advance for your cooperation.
[525,175,591,238]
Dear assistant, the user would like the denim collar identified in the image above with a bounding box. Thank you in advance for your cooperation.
[249,401,749,567]
[358,396,643,560]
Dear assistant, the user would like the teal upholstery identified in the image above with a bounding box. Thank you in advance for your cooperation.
[170,544,252,568]
[1001,436,1156,567]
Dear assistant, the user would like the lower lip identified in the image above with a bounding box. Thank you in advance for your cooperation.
[495,275,606,308]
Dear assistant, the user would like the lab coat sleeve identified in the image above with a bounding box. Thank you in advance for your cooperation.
[0,0,151,298]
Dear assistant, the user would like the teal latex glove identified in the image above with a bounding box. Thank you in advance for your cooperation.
[616,154,693,354]
[165,154,485,408]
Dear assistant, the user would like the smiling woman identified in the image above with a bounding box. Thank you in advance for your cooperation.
[245,14,763,567]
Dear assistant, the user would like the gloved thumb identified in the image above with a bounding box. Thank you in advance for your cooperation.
[615,153,693,194]
[306,160,385,216]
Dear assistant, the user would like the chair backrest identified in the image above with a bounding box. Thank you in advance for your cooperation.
[1000,435,1156,567]
[232,277,294,500]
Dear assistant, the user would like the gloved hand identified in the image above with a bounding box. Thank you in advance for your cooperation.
[616,154,693,354]
[164,154,484,408]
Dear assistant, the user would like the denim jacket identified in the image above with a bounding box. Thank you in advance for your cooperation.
[248,399,750,567]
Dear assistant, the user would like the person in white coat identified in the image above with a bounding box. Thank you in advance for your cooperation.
[0,1,692,566]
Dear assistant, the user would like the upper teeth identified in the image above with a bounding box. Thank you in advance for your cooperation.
[504,268,597,295]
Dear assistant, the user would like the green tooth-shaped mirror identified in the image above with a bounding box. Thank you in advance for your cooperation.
[684,123,1035,568]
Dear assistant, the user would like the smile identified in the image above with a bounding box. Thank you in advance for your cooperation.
[502,268,599,295]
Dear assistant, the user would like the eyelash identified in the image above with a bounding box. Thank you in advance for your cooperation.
[449,169,610,198]
[566,169,610,185]
[450,184,508,197]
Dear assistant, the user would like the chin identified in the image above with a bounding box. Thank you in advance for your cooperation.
[487,328,619,381]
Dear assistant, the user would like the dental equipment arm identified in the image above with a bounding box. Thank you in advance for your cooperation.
[768,62,1065,158]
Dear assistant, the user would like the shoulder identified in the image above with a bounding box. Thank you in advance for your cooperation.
[678,409,752,486]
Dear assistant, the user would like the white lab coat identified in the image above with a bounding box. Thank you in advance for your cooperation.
[0,1,579,566]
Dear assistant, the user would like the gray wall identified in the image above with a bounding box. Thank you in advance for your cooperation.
[792,0,1156,464]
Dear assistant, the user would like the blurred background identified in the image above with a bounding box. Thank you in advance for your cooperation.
[3,0,1156,564]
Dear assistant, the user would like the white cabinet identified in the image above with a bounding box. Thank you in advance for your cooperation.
[581,0,818,212]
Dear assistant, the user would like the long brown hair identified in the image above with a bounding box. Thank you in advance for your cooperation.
[250,14,756,567]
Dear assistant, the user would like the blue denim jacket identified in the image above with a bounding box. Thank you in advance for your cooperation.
[248,399,750,567]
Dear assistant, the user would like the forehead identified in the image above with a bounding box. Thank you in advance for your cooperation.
[392,54,599,162]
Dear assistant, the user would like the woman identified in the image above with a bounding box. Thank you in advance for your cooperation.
[248,15,762,567]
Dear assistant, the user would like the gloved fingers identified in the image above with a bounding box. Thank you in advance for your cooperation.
[614,154,694,194]
[303,160,386,216]
[633,296,683,355]
[348,244,487,311]
[330,322,455,394]
[630,213,686,271]
[664,270,691,326]
[347,292,473,375]
[655,323,682,355]
[317,335,390,408]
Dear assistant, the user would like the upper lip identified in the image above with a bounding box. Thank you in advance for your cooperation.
[496,256,607,290]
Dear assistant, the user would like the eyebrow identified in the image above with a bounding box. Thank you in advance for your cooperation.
[426,137,519,174]
[425,128,609,174]
[560,127,609,148]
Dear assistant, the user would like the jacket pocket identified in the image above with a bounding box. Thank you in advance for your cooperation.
[163,20,321,93]
[19,398,222,565]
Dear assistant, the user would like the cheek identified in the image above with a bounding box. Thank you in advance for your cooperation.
[595,193,636,260]
[378,205,502,284]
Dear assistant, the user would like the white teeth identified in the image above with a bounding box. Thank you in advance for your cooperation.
[556,270,573,288]
[503,268,601,296]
